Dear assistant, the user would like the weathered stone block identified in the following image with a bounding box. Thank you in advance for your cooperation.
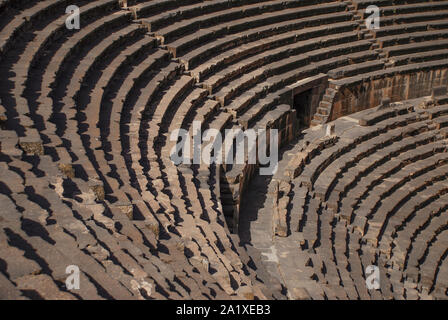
[114,201,134,220]
[19,136,44,156]
[88,179,105,202]
[432,85,447,97]
[58,163,75,179]
[236,286,255,300]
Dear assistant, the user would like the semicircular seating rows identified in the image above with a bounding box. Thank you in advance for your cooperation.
[0,0,447,299]
[243,96,448,300]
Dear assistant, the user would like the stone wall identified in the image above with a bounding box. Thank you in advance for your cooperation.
[329,68,448,121]
[280,73,328,126]
[223,75,327,233]
[220,106,297,233]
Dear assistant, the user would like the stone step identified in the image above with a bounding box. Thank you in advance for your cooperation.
[317,107,329,116]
